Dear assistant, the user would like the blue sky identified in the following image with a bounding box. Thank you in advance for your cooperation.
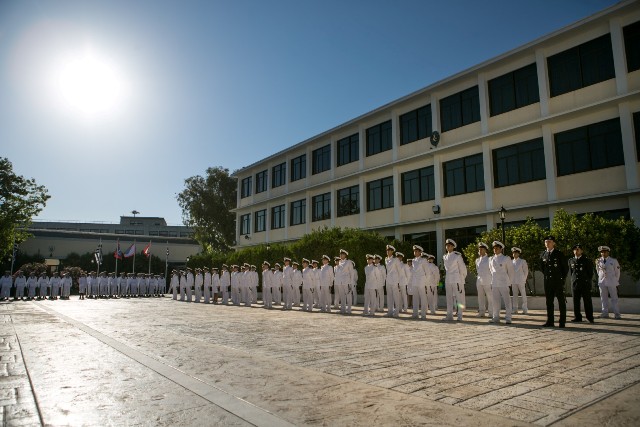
[0,0,618,225]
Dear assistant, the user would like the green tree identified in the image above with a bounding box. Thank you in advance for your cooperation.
[177,166,237,253]
[0,157,50,260]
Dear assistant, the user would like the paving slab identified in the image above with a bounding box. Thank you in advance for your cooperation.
[1,298,640,426]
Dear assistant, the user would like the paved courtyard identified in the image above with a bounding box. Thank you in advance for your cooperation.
[1,298,639,426]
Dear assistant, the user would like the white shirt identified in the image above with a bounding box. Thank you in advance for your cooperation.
[597,257,620,287]
[489,253,515,288]
[443,251,467,284]
[512,257,529,285]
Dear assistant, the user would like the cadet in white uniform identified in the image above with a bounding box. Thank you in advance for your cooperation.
[475,243,493,317]
[186,268,194,302]
[250,265,259,304]
[194,268,203,302]
[426,254,440,314]
[396,253,409,312]
[262,262,273,308]
[61,272,72,299]
[489,241,515,324]
[50,272,61,300]
[363,255,378,316]
[230,265,240,305]
[311,260,320,308]
[319,255,334,312]
[405,258,414,308]
[220,265,230,304]
[335,249,354,314]
[443,239,467,321]
[39,273,51,300]
[385,245,402,318]
[511,247,529,314]
[374,255,386,311]
[272,263,283,305]
[169,270,178,300]
[301,259,314,311]
[350,260,358,307]
[411,246,430,319]
[203,267,211,303]
[14,271,26,300]
[597,245,621,319]
[211,267,220,303]
[27,272,39,300]
[0,271,12,300]
[292,261,303,308]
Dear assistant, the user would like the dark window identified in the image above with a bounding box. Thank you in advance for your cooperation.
[337,133,359,166]
[290,199,306,226]
[489,63,539,116]
[271,205,285,229]
[401,166,435,204]
[634,111,640,162]
[493,138,546,187]
[440,86,481,132]
[291,154,306,181]
[240,177,252,198]
[254,209,266,232]
[555,117,624,176]
[240,214,251,235]
[548,33,615,97]
[444,225,487,260]
[403,231,437,257]
[367,176,394,211]
[255,170,268,193]
[400,105,432,145]
[366,120,392,156]
[312,144,331,174]
[312,193,331,222]
[624,21,640,72]
[444,153,484,196]
[337,185,360,217]
[272,162,286,188]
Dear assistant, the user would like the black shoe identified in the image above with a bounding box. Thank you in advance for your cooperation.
[588,319,595,324]
[559,324,566,328]
[570,318,583,323]
[542,322,554,327]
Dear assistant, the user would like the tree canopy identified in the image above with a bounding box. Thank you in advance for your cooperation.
[0,157,50,259]
[176,166,237,253]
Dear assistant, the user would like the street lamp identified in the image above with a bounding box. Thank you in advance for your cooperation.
[498,206,507,244]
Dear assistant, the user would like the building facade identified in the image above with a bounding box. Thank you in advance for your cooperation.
[232,1,640,261]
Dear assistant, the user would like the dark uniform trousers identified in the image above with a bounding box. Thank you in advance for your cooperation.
[541,249,568,326]
[569,256,594,322]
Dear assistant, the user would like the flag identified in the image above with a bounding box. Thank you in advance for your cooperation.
[123,243,136,258]
[143,242,151,258]
[114,240,123,259]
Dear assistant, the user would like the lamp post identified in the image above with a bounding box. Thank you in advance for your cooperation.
[498,206,507,245]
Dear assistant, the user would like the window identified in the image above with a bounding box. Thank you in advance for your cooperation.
[624,21,640,72]
[291,154,306,181]
[548,33,615,97]
[367,176,394,211]
[337,185,360,217]
[255,170,268,193]
[312,193,331,221]
[488,63,539,116]
[337,133,359,166]
[312,144,331,174]
[290,199,306,226]
[241,177,252,198]
[444,153,484,196]
[634,111,640,162]
[401,166,435,204]
[271,205,285,229]
[272,163,286,188]
[403,231,437,257]
[366,120,392,156]
[493,138,546,187]
[400,105,432,145]
[254,209,266,232]
[240,214,251,235]
[440,86,480,132]
[444,225,487,260]
[555,117,624,176]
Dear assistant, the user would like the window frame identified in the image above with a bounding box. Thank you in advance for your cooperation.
[366,120,393,156]
[255,170,268,193]
[400,105,432,145]
[439,86,481,132]
[366,176,394,211]
[488,63,539,116]
[254,209,266,233]
[272,162,286,188]
[311,192,331,222]
[271,205,286,230]
[492,137,546,188]
[239,213,251,235]
[240,177,252,198]
[443,153,485,197]
[312,144,331,175]
[336,185,360,217]
[290,198,306,226]
[290,154,307,182]
[401,166,435,205]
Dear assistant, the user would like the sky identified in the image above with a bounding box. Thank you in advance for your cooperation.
[0,0,620,226]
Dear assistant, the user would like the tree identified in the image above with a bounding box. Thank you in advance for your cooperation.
[177,167,236,253]
[0,157,50,260]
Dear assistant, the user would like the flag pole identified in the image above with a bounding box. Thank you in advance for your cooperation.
[147,240,152,275]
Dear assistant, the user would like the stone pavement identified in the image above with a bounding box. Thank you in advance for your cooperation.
[1,298,639,426]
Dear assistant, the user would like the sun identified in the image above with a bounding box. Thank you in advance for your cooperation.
[51,46,129,121]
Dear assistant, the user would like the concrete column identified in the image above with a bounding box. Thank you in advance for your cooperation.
[305,196,310,235]
[358,124,365,171]
[536,49,550,117]
[482,140,493,210]
[478,73,489,135]
[610,17,629,95]
[431,95,440,135]
[330,184,336,227]
[433,154,442,213]
[542,124,557,201]
[486,214,495,232]
[619,102,639,189]
[265,205,270,243]
[305,146,312,184]
[330,136,336,180]
[391,110,399,161]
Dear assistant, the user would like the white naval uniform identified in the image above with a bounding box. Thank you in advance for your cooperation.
[220,270,230,304]
[38,276,50,299]
[426,261,440,314]
[14,275,26,299]
[363,263,381,315]
[512,257,529,313]
[398,261,409,312]
[251,270,259,303]
[128,276,137,297]
[203,271,212,303]
[335,259,353,314]
[194,273,203,302]
[301,267,314,311]
[230,271,240,305]
[186,272,194,302]
[489,253,515,322]
[475,255,493,317]
[179,274,187,301]
[61,276,72,298]
[385,256,402,317]
[212,272,220,302]
[443,251,467,320]
[0,274,11,299]
[597,256,621,318]
[272,270,283,305]
[293,268,302,307]
[350,266,358,307]
[262,268,273,308]
[282,265,294,309]
[50,276,61,299]
[319,263,334,312]
[27,276,38,298]
[376,263,386,311]
[312,267,320,308]
[170,274,178,300]
[411,257,430,318]
[404,263,414,299]
[110,276,118,296]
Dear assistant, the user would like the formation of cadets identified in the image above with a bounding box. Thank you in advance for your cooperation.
[163,236,624,327]
[0,270,166,301]
[0,236,623,328]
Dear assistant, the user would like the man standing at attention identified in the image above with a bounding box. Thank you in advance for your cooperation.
[443,239,467,321]
[540,236,568,328]
[568,244,594,323]
[597,245,622,319]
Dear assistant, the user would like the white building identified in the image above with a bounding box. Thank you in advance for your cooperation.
[232,1,640,264]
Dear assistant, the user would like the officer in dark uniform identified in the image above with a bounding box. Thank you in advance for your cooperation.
[540,235,568,328]
[568,244,594,323]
